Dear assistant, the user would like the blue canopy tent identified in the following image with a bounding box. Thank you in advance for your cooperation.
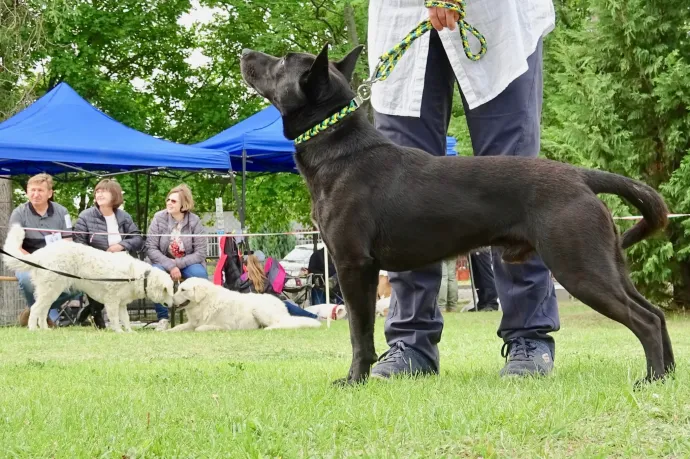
[0,82,235,234]
[0,82,231,176]
[195,104,458,226]
[195,104,458,173]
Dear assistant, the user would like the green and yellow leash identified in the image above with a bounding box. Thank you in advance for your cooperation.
[358,0,487,100]
[295,0,486,145]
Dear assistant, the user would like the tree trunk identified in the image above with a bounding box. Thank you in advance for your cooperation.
[344,0,361,89]
[0,178,26,325]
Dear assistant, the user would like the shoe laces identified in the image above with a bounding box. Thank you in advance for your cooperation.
[377,341,407,364]
[501,337,538,362]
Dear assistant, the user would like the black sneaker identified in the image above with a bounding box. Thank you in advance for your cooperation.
[499,338,554,377]
[370,341,438,379]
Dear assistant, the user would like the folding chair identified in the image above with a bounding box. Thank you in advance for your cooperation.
[281,273,315,307]
[53,292,90,327]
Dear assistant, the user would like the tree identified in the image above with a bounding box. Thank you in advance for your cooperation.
[188,0,370,244]
[0,0,66,324]
[541,0,690,309]
[4,0,370,259]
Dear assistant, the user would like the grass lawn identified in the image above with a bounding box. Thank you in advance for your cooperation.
[1,301,689,458]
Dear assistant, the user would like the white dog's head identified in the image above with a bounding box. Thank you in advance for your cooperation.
[145,269,175,307]
[173,277,211,308]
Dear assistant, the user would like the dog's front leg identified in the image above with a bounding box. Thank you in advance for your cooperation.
[118,304,133,332]
[333,258,379,386]
[194,325,226,332]
[168,321,196,332]
[31,295,55,330]
[104,302,123,332]
[27,306,40,331]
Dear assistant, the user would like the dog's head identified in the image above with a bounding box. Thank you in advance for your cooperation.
[173,277,209,308]
[240,43,364,139]
[146,269,175,308]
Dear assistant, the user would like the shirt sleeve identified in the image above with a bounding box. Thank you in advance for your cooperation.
[8,207,23,227]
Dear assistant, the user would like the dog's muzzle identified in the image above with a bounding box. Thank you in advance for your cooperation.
[176,300,190,310]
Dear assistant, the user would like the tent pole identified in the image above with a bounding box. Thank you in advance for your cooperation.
[241,149,247,232]
[51,162,100,176]
[228,169,241,230]
[144,173,151,232]
[134,173,142,229]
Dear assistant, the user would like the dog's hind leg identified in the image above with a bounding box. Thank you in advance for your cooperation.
[623,281,675,376]
[608,243,675,374]
[615,251,675,375]
[31,290,61,330]
[332,256,380,385]
[104,302,123,333]
[28,300,51,331]
[537,208,665,383]
[118,303,133,332]
[556,271,664,383]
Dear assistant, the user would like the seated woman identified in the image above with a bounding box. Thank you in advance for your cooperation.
[240,251,319,319]
[73,179,144,328]
[146,184,207,331]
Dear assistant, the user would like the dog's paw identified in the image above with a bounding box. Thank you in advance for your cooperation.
[331,376,367,388]
[633,374,666,390]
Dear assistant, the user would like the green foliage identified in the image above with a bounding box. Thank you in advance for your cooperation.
[4,0,369,238]
[541,0,690,308]
[4,0,688,308]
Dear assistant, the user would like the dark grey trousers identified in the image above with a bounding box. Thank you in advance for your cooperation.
[470,250,499,310]
[373,30,560,368]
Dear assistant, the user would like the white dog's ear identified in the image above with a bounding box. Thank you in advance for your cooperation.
[192,285,206,303]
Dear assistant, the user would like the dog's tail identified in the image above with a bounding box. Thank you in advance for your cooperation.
[2,224,34,272]
[582,169,669,248]
[264,316,323,330]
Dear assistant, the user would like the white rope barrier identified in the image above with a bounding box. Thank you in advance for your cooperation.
[5,212,690,239]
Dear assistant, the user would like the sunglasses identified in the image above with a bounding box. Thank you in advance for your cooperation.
[166,198,178,204]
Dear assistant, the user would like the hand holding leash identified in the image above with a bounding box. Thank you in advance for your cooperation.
[357,0,487,101]
[427,0,460,31]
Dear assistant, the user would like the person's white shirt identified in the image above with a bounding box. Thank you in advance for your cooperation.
[367,0,555,116]
[104,214,122,246]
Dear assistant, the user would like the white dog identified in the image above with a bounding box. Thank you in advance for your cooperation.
[169,277,322,331]
[3,225,175,332]
[375,297,390,317]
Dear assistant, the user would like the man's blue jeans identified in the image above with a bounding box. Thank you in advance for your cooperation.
[16,271,75,322]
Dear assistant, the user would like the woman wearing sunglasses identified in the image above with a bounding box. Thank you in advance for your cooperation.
[146,184,208,331]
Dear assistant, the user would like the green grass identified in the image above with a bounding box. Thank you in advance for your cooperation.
[1,302,689,458]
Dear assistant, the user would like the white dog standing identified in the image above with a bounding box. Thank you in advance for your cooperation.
[3,225,175,332]
[170,277,322,331]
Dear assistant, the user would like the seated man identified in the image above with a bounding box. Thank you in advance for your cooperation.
[9,173,76,325]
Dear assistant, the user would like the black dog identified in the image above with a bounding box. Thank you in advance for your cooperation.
[240,44,674,386]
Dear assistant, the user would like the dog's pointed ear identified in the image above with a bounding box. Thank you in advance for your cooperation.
[304,43,331,94]
[334,45,364,82]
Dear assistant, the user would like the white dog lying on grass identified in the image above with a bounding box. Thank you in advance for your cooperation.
[3,224,175,332]
[169,277,322,331]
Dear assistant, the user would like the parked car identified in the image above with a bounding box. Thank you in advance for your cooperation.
[280,243,324,278]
